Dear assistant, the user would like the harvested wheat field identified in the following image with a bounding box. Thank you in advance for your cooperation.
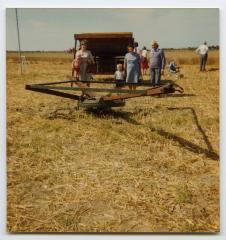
[7,50,219,233]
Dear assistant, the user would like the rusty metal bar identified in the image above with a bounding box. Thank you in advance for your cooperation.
[102,86,167,101]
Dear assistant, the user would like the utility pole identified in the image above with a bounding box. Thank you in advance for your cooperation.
[15,8,22,74]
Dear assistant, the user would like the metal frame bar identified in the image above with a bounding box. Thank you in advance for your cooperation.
[32,80,76,86]
[25,80,183,106]
[103,88,166,101]
[26,84,151,94]
[72,79,155,86]
[26,82,181,100]
[27,78,164,87]
[25,85,80,100]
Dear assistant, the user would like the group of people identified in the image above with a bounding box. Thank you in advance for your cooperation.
[72,40,166,88]
[71,39,209,89]
[114,41,166,89]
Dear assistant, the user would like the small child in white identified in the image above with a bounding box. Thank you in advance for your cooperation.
[114,64,125,88]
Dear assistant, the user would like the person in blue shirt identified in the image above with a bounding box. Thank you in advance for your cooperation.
[124,45,141,90]
[149,41,166,86]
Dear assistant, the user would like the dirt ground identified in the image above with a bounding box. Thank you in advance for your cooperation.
[7,50,219,232]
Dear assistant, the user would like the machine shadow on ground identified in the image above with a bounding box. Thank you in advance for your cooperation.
[85,107,219,161]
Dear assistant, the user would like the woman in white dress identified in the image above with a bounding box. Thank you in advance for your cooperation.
[75,40,95,82]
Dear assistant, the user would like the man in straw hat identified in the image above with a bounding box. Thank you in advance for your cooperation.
[149,40,166,86]
[196,41,208,71]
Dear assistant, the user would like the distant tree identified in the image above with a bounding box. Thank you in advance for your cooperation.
[209,45,219,50]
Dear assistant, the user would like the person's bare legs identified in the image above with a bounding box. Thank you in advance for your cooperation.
[141,69,144,76]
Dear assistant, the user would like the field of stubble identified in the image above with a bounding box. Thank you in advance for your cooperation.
[7,50,219,232]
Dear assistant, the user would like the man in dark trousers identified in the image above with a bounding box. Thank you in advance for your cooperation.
[149,41,166,86]
[196,41,209,71]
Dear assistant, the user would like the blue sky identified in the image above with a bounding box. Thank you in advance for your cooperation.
[6,8,219,51]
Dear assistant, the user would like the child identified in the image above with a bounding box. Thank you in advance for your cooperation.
[140,46,149,76]
[72,54,82,80]
[114,64,125,88]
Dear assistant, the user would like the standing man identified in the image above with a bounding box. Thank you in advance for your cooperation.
[149,41,166,86]
[196,41,208,71]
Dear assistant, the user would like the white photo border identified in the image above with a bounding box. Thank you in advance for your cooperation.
[1,0,225,240]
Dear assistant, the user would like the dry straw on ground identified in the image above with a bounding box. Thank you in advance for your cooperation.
[7,50,219,232]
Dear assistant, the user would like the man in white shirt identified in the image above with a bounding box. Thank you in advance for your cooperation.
[196,41,208,71]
